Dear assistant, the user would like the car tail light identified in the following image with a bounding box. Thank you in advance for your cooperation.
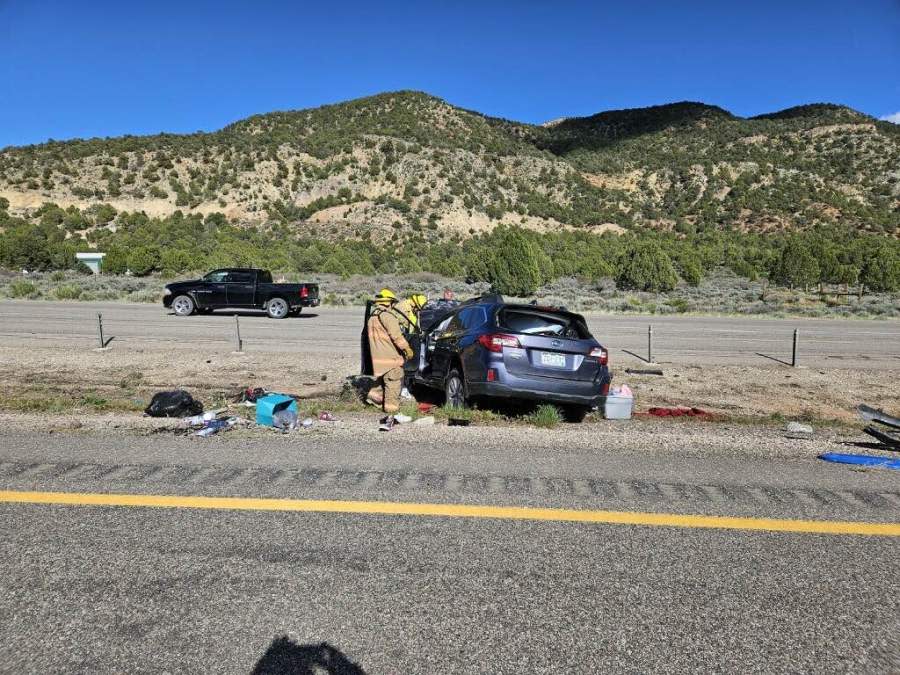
[487,369,497,382]
[478,333,521,353]
[300,286,308,298]
[589,347,608,365]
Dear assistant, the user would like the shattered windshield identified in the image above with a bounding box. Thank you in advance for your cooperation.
[499,309,588,339]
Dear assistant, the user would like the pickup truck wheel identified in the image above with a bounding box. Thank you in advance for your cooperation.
[266,297,289,319]
[172,295,195,316]
[445,368,468,409]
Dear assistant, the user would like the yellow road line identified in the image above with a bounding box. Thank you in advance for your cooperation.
[1,489,898,536]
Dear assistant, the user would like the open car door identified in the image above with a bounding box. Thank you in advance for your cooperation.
[360,301,374,376]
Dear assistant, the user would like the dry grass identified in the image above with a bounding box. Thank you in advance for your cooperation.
[2,268,897,319]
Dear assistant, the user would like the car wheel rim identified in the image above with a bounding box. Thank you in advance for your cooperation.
[447,377,464,407]
[270,300,287,318]
[174,298,191,314]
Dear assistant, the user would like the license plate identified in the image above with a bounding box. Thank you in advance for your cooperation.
[539,352,566,368]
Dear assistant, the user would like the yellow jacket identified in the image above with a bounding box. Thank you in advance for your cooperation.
[367,306,412,377]
[394,299,419,331]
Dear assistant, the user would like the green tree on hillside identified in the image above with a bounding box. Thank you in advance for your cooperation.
[484,226,543,296]
[768,238,820,289]
[860,241,899,292]
[617,240,678,291]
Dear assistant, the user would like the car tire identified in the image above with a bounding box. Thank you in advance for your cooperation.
[561,405,590,423]
[445,368,467,409]
[267,297,289,319]
[171,295,195,316]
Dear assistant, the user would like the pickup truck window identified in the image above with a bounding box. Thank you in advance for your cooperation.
[258,270,273,283]
[226,272,254,284]
[203,271,228,283]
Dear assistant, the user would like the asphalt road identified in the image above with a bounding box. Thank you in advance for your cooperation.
[2,300,899,368]
[1,430,898,673]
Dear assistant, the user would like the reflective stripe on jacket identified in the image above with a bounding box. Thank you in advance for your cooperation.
[367,306,412,377]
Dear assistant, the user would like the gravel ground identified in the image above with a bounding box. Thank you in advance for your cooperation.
[0,409,879,461]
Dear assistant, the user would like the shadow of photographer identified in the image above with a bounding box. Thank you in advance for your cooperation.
[252,636,366,675]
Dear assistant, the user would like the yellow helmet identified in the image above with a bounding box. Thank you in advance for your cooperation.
[409,294,427,310]
[374,288,397,305]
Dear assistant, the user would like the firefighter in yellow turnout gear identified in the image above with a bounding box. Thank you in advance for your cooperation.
[366,289,415,414]
[395,294,427,331]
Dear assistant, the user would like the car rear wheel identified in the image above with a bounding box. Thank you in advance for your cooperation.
[267,297,289,319]
[445,368,467,408]
[172,295,195,316]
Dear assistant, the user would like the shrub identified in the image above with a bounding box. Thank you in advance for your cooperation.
[126,246,161,276]
[528,404,561,429]
[768,238,820,289]
[9,279,38,298]
[617,241,678,292]
[54,284,82,300]
[860,242,899,292]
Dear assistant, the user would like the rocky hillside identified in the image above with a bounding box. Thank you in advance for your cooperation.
[1,92,897,239]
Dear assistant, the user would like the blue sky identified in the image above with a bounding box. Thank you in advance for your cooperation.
[1,0,898,148]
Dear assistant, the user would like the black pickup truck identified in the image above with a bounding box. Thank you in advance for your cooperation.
[163,268,320,318]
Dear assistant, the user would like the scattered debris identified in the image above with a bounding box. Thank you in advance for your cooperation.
[256,393,298,427]
[785,421,814,439]
[394,413,412,424]
[236,387,267,404]
[301,418,314,429]
[645,407,710,417]
[413,416,435,426]
[819,452,900,470]
[863,425,900,450]
[272,409,299,433]
[194,417,239,437]
[605,385,634,420]
[447,418,471,427]
[379,416,395,432]
[183,410,226,426]
[318,411,337,422]
[417,402,436,414]
[858,404,900,428]
[858,404,900,450]
[144,390,203,418]
[625,368,664,376]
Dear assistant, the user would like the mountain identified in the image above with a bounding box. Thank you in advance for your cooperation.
[1,91,897,238]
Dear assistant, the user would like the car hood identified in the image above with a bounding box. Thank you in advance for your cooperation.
[165,279,201,290]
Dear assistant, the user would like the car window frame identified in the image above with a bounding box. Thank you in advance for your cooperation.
[203,271,229,283]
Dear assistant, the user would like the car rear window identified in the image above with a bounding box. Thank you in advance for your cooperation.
[257,270,273,283]
[499,309,590,339]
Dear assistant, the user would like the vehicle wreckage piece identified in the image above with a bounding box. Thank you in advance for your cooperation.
[819,453,900,470]
[857,404,900,450]
[857,404,900,430]
[863,425,900,450]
